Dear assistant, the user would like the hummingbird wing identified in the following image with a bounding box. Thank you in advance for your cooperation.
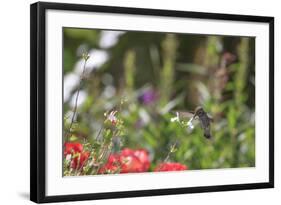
[172,111,194,119]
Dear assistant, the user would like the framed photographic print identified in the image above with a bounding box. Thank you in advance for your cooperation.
[30,1,274,203]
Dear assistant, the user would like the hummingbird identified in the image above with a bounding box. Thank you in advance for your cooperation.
[173,106,213,139]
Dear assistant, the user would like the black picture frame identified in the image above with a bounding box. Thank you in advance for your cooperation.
[30,1,274,203]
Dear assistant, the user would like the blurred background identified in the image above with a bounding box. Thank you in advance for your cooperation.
[63,28,255,170]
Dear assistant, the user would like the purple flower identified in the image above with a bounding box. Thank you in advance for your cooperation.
[139,89,158,105]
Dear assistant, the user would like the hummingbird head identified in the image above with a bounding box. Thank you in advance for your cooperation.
[194,106,204,116]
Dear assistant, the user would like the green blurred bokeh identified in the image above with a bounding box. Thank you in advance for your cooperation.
[63,28,255,170]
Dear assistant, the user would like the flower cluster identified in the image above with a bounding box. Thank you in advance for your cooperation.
[63,53,190,176]
[99,148,188,174]
[64,142,90,170]
[99,148,150,174]
[170,112,194,130]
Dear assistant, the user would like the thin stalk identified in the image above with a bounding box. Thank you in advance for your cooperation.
[164,140,178,163]
[65,58,88,141]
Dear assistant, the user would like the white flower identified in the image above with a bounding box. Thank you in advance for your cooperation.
[170,112,180,122]
[187,117,194,130]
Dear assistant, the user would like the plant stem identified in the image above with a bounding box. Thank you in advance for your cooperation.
[65,58,88,141]
[95,126,103,141]
[164,140,178,163]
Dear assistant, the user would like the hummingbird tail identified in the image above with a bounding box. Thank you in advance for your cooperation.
[204,133,212,139]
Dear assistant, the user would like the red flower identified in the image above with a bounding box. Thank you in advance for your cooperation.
[98,154,121,174]
[70,151,90,169]
[64,142,89,169]
[119,151,144,173]
[120,148,150,173]
[99,148,150,174]
[132,149,150,171]
[154,162,188,172]
[64,142,83,155]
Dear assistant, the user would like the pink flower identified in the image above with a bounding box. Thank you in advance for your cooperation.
[107,110,118,125]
